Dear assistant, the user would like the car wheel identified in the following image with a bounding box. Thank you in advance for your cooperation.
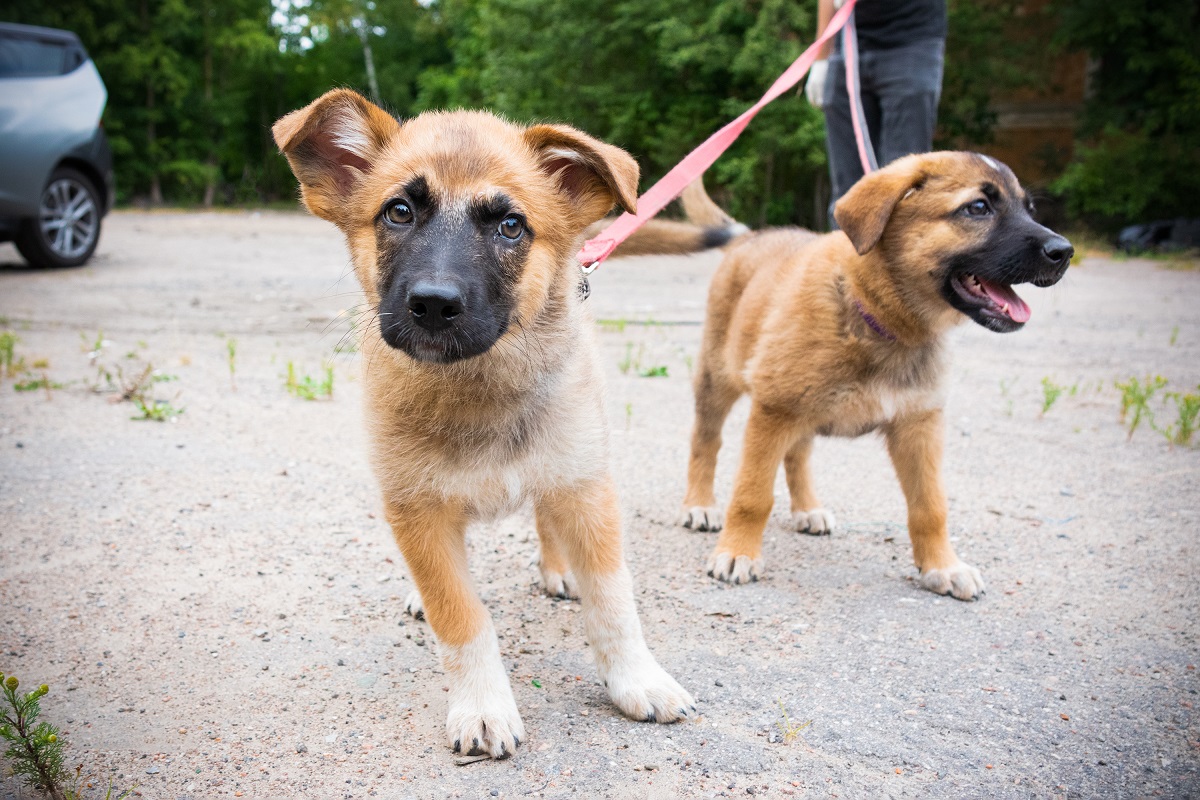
[15,166,103,268]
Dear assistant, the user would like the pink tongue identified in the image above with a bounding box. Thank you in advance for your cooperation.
[977,278,1031,323]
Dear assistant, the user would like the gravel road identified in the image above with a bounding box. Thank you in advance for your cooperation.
[1,210,1198,799]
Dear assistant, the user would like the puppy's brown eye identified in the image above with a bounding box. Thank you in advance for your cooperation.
[963,199,991,217]
[385,201,413,225]
[498,215,524,240]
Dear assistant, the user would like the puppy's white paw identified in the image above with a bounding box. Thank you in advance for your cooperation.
[679,505,723,532]
[539,564,578,599]
[446,694,526,759]
[604,656,696,724]
[705,550,762,584]
[404,589,425,620]
[920,561,986,601]
[791,508,836,535]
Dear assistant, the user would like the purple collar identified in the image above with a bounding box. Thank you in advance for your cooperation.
[854,300,897,342]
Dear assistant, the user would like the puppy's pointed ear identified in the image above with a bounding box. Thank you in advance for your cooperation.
[834,156,926,255]
[272,89,399,224]
[523,124,639,225]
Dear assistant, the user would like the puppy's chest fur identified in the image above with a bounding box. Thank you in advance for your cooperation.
[758,336,947,438]
[364,329,609,518]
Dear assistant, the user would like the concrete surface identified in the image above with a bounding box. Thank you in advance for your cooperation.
[1,210,1198,799]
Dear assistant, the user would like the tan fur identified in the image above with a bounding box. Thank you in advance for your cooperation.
[681,152,1042,600]
[273,89,693,759]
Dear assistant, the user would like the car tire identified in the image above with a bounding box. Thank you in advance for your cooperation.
[15,166,103,268]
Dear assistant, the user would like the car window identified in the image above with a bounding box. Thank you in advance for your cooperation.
[0,34,83,78]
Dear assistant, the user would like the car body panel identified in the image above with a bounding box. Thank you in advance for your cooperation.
[0,22,111,225]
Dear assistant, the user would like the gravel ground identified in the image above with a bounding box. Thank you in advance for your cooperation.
[1,210,1198,800]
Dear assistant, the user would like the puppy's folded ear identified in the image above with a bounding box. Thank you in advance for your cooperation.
[523,124,639,225]
[834,156,926,255]
[273,89,400,224]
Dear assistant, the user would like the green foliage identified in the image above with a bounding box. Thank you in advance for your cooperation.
[1040,376,1065,415]
[226,338,238,391]
[1050,0,1200,228]
[938,0,1047,147]
[1159,387,1200,447]
[286,361,334,400]
[1115,375,1167,441]
[0,673,66,800]
[0,331,23,379]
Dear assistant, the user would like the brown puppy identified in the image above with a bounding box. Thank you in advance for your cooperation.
[273,89,694,759]
[678,152,1072,600]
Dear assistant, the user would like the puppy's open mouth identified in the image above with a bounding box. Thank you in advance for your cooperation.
[949,273,1031,324]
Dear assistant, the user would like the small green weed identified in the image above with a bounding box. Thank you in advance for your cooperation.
[774,698,812,744]
[13,376,64,395]
[998,377,1018,417]
[617,342,642,375]
[624,402,633,431]
[1169,325,1180,346]
[1158,387,1200,447]
[638,365,669,378]
[597,318,628,334]
[530,679,542,689]
[1116,375,1168,441]
[226,338,238,391]
[286,361,335,400]
[1040,377,1064,415]
[0,331,18,378]
[0,673,66,800]
[1040,377,1078,416]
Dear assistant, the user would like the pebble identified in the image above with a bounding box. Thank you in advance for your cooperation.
[145,766,159,775]
[296,743,308,754]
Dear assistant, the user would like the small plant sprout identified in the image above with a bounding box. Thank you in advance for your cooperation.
[1040,377,1065,415]
[638,365,669,378]
[1159,386,1200,447]
[0,330,18,377]
[227,338,238,391]
[1169,325,1180,346]
[0,673,67,800]
[1116,375,1168,441]
[624,402,633,431]
[999,377,1018,417]
[774,698,812,744]
[286,361,335,400]
[597,318,628,334]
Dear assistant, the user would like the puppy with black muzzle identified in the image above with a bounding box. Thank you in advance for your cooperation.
[677,151,1072,600]
[273,89,694,759]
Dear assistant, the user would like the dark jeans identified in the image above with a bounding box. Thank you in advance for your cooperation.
[824,38,945,229]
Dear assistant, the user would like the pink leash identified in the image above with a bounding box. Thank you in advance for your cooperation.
[576,0,871,272]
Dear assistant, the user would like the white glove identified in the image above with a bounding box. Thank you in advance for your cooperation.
[805,59,829,109]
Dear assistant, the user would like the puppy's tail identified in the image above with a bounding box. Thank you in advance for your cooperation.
[589,177,749,258]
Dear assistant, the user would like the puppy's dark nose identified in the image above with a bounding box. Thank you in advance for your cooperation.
[1042,235,1074,269]
[407,282,464,331]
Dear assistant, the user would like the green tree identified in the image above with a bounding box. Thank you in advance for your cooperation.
[1051,0,1200,228]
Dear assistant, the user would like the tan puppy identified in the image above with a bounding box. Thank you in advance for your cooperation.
[678,152,1072,600]
[273,89,694,759]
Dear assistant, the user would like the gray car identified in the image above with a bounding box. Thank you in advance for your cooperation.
[0,22,114,268]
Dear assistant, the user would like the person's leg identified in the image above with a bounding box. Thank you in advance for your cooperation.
[823,53,863,229]
[872,39,945,167]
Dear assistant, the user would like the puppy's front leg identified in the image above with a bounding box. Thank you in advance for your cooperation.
[707,402,797,583]
[884,410,986,601]
[385,499,524,758]
[536,480,695,723]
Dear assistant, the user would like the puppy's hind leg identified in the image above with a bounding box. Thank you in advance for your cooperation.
[385,499,525,758]
[783,435,836,535]
[538,479,696,723]
[679,367,740,532]
[534,509,578,599]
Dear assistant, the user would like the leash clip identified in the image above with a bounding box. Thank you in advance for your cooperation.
[579,260,599,275]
